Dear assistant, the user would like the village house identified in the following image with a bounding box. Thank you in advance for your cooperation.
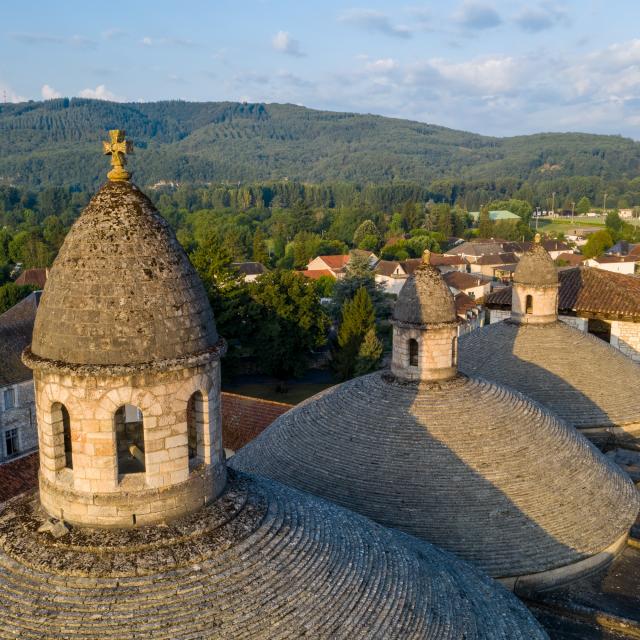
[374,258,421,295]
[468,210,520,224]
[555,252,585,267]
[585,255,638,275]
[454,291,484,334]
[305,250,378,279]
[427,253,468,273]
[0,292,40,464]
[485,266,640,361]
[468,252,519,280]
[443,271,491,300]
[232,261,267,282]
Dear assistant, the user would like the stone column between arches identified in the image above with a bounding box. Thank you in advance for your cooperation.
[33,358,226,527]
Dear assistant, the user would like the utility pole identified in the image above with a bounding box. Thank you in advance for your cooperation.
[603,192,608,217]
[551,191,556,216]
[571,201,575,223]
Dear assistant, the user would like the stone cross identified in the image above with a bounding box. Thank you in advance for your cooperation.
[103,129,133,181]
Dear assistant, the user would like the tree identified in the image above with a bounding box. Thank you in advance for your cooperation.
[477,206,494,239]
[250,270,329,378]
[354,327,383,376]
[582,229,614,258]
[8,231,50,268]
[252,228,270,265]
[576,196,591,215]
[334,287,375,380]
[0,283,37,314]
[433,204,452,237]
[353,220,381,249]
[605,211,624,236]
[332,253,387,319]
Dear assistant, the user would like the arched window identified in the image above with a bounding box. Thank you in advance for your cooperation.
[51,403,72,470]
[451,337,458,367]
[187,391,205,463]
[115,405,145,475]
[408,339,419,367]
[525,295,533,314]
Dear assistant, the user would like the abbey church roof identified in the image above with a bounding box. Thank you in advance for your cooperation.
[0,470,546,639]
[30,180,218,367]
[231,370,639,581]
[459,319,640,438]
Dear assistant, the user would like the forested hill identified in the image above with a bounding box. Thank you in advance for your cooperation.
[0,98,639,189]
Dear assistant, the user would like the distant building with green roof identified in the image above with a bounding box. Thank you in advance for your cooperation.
[469,210,520,223]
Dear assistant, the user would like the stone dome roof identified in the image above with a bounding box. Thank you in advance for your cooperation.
[393,260,457,326]
[30,180,217,367]
[459,320,640,443]
[0,471,546,639]
[513,241,558,287]
[231,372,639,582]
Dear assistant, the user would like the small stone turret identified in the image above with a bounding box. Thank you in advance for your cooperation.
[23,131,226,528]
[511,234,559,325]
[391,250,458,382]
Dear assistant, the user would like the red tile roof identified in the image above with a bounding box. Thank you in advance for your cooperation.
[556,253,585,266]
[474,252,519,266]
[443,271,486,291]
[14,268,47,288]
[0,292,40,386]
[317,255,350,269]
[454,292,479,317]
[486,266,640,319]
[221,392,292,451]
[0,452,38,502]
[593,255,638,264]
[428,253,467,266]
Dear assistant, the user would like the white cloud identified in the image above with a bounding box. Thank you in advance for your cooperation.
[272,31,305,57]
[338,9,411,38]
[365,58,398,73]
[141,36,153,46]
[41,84,62,100]
[140,36,195,47]
[514,3,570,33]
[78,84,122,101]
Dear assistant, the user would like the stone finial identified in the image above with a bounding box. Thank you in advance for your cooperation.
[103,130,133,181]
[422,248,431,265]
[534,233,541,244]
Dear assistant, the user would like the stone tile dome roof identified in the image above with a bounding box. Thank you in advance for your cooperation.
[513,242,558,287]
[0,471,546,639]
[459,320,640,437]
[393,260,457,326]
[30,180,217,366]
[231,372,639,580]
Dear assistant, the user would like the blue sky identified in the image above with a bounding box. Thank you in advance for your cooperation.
[1,0,640,138]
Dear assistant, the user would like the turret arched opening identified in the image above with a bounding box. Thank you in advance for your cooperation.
[115,404,145,475]
[408,339,419,367]
[525,295,533,314]
[187,390,206,464]
[51,402,72,470]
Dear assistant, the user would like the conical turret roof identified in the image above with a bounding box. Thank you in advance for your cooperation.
[514,237,558,287]
[30,180,218,367]
[393,255,457,326]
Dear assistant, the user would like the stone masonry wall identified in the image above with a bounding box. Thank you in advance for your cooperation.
[611,320,640,362]
[0,381,37,463]
[392,324,458,382]
[512,284,558,324]
[34,358,226,527]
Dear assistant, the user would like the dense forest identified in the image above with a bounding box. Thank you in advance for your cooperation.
[1,99,640,211]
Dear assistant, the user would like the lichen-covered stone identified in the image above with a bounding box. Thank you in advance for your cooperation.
[231,371,639,580]
[0,470,547,639]
[513,242,558,287]
[31,180,217,367]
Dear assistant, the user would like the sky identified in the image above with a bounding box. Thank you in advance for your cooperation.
[1,0,640,138]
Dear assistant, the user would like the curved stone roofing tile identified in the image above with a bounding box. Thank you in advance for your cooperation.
[0,471,546,639]
[459,320,640,434]
[231,372,639,579]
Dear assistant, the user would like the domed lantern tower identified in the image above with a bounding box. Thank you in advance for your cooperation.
[511,234,559,325]
[22,131,227,527]
[391,250,459,382]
